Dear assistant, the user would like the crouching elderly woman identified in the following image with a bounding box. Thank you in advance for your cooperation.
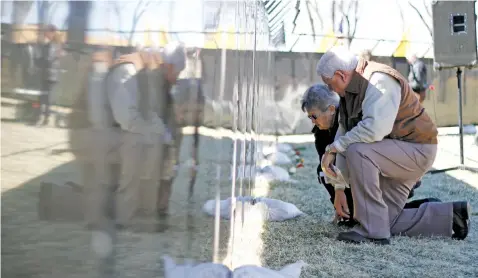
[301,84,357,227]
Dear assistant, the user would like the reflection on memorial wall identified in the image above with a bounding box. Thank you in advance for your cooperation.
[1,1,306,277]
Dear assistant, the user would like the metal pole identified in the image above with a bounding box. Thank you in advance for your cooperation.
[456,67,464,165]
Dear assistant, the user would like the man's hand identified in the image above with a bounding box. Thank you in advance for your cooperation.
[321,145,337,178]
[334,189,350,219]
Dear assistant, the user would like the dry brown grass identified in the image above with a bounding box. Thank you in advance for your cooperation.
[2,112,477,278]
[260,136,478,278]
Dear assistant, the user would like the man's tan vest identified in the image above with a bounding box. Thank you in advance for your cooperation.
[339,58,438,144]
[67,51,177,157]
[108,52,175,130]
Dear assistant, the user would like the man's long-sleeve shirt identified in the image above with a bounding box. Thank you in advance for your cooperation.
[333,72,401,152]
[106,63,165,140]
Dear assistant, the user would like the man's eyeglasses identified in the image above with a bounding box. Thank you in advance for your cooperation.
[308,114,317,120]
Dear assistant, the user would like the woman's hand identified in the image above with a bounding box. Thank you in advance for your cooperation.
[334,189,350,219]
[321,145,337,178]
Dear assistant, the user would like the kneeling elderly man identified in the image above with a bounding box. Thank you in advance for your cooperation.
[315,46,470,244]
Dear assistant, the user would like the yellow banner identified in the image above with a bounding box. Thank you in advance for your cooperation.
[393,27,412,57]
[204,26,237,50]
[316,27,337,53]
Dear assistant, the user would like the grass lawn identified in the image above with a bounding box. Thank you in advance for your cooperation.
[2,105,477,278]
[260,136,478,278]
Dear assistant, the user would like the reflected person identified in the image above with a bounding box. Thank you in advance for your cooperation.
[36,24,64,126]
[105,42,186,230]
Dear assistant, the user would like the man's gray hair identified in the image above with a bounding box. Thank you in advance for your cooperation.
[301,84,340,112]
[161,42,186,73]
[316,46,359,79]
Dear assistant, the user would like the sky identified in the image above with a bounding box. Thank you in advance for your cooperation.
[1,0,477,57]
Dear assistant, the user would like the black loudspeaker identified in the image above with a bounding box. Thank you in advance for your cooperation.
[432,0,478,69]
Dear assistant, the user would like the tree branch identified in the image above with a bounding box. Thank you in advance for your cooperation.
[396,0,406,33]
[423,0,432,18]
[408,1,433,38]
[128,1,162,45]
[331,1,335,32]
[128,0,146,44]
[310,1,323,30]
[351,1,359,38]
[111,2,127,40]
[305,1,316,42]
[47,2,58,25]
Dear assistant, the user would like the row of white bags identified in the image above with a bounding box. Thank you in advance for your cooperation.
[238,142,300,166]
[230,164,294,182]
[164,255,307,278]
[202,196,305,222]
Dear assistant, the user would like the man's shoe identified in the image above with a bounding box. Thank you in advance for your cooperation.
[452,201,471,240]
[337,218,358,228]
[337,231,390,245]
[413,180,422,190]
[408,180,423,199]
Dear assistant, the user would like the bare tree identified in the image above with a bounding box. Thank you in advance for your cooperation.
[303,0,325,42]
[37,0,49,44]
[336,0,360,48]
[324,0,359,48]
[12,1,34,25]
[111,1,163,46]
[305,1,316,42]
[110,2,129,42]
[331,1,336,33]
[127,0,160,45]
[396,0,406,33]
[408,0,433,38]
[309,1,324,31]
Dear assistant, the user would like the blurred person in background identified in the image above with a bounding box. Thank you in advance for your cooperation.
[301,84,441,229]
[359,49,373,62]
[36,24,64,126]
[104,42,186,231]
[315,46,470,244]
[406,53,428,103]
[67,48,117,229]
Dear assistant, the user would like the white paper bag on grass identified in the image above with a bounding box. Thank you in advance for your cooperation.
[265,152,292,165]
[233,260,308,278]
[260,165,290,182]
[276,143,294,153]
[163,256,307,278]
[164,256,231,278]
[230,164,296,183]
[254,197,305,222]
[202,196,304,222]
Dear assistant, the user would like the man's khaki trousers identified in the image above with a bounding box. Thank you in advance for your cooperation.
[336,139,453,239]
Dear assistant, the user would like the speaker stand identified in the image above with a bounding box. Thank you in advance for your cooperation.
[429,67,478,174]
